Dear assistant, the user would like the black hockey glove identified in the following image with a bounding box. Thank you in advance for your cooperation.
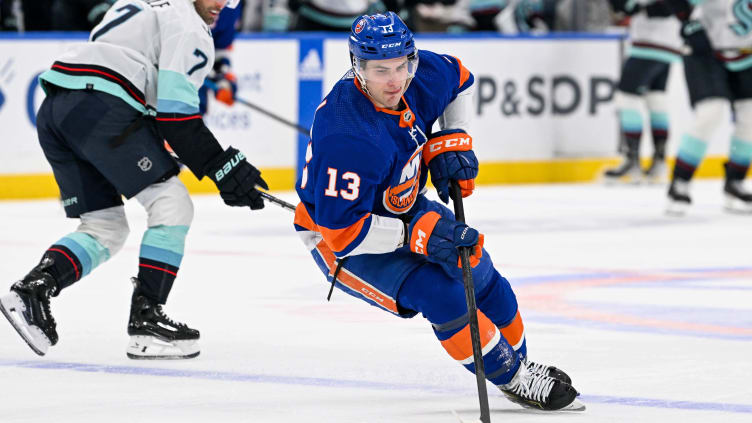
[205,147,268,210]
[609,0,641,16]
[681,20,713,57]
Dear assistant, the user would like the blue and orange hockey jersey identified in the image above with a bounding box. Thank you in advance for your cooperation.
[294,50,474,259]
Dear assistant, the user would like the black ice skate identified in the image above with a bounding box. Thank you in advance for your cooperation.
[500,361,584,411]
[666,179,691,216]
[723,163,752,214]
[603,156,642,184]
[0,258,59,356]
[126,278,200,360]
[526,360,572,385]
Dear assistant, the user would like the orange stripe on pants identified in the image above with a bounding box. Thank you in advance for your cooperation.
[314,241,399,314]
[440,311,498,362]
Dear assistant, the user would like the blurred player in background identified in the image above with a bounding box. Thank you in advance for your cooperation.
[604,0,681,183]
[0,0,268,360]
[294,12,583,411]
[664,0,752,214]
[199,3,241,115]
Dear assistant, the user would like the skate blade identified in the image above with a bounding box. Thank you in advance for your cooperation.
[126,335,200,360]
[723,195,752,215]
[603,174,643,186]
[665,200,689,216]
[559,398,586,412]
[0,293,51,356]
[642,174,668,185]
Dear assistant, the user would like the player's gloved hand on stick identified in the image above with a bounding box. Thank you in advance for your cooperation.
[681,20,714,56]
[205,146,268,210]
[407,210,484,268]
[423,129,478,204]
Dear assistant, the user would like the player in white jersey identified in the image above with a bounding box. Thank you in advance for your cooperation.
[663,0,752,214]
[0,0,268,359]
[604,0,682,183]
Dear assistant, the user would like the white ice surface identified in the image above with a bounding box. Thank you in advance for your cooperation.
[1,180,751,422]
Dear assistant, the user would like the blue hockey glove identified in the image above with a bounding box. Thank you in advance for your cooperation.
[205,147,268,210]
[423,129,478,204]
[408,210,484,269]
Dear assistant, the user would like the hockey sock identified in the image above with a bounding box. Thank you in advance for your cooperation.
[673,134,709,181]
[471,270,528,361]
[650,111,669,160]
[498,310,527,362]
[437,309,521,386]
[729,137,752,177]
[620,108,643,150]
[42,232,111,293]
[137,225,187,304]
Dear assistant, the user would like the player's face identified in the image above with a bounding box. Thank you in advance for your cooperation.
[194,0,227,25]
[362,57,411,110]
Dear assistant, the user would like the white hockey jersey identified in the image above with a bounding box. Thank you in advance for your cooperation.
[696,0,752,51]
[39,0,215,116]
[628,0,683,62]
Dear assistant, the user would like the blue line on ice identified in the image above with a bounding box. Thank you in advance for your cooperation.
[1,359,750,414]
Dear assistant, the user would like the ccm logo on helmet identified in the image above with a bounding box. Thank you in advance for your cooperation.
[429,136,471,152]
[381,42,402,48]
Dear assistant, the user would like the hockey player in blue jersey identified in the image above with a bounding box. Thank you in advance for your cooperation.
[294,12,582,411]
[0,0,268,360]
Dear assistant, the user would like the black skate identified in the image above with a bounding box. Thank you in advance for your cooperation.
[500,362,584,411]
[0,258,59,356]
[526,360,572,385]
[666,179,691,216]
[603,156,642,184]
[723,175,752,214]
[126,278,200,360]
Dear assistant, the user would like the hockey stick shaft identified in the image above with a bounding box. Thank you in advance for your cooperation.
[451,181,491,423]
[203,80,309,136]
[235,97,310,136]
[259,191,296,212]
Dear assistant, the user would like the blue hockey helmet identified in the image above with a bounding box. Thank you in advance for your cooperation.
[349,12,416,60]
[349,12,418,90]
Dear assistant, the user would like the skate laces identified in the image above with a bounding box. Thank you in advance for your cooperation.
[526,361,549,375]
[155,305,187,329]
[510,365,556,404]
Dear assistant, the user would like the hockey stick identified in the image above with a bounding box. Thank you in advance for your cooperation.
[204,80,310,135]
[450,181,491,423]
[234,97,310,136]
[259,191,296,212]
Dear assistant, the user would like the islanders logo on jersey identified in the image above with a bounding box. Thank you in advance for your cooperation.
[383,145,423,214]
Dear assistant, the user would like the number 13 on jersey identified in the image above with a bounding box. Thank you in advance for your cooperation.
[300,142,361,201]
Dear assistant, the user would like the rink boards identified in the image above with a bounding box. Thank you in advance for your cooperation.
[0,33,734,199]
